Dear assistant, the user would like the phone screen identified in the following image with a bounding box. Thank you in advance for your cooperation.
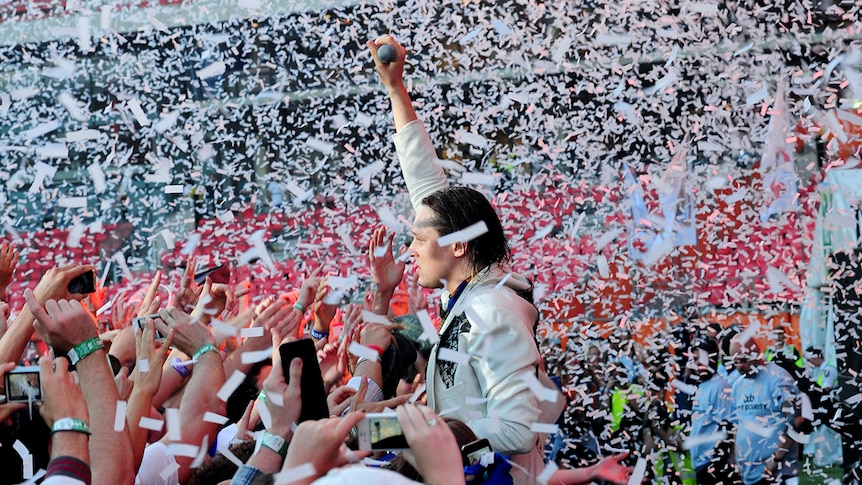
[67,270,96,294]
[133,314,166,342]
[368,415,408,450]
[461,438,492,466]
[279,339,329,422]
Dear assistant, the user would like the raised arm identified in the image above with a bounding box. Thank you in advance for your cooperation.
[26,288,135,485]
[368,226,406,316]
[0,242,19,302]
[153,306,226,484]
[368,35,417,132]
[0,264,94,365]
[369,36,448,210]
[39,355,92,485]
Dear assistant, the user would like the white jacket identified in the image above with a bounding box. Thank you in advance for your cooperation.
[393,120,562,485]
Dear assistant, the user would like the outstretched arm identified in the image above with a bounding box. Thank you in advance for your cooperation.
[368,36,448,210]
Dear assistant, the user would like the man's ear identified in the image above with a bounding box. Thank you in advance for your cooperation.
[452,241,467,258]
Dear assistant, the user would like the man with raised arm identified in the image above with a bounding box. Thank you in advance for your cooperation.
[368,36,562,485]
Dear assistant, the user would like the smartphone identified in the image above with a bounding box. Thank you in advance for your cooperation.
[194,264,230,285]
[353,412,409,451]
[279,339,329,423]
[67,270,96,294]
[133,313,166,342]
[5,366,43,403]
[461,438,492,466]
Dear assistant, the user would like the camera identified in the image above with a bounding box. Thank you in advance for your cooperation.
[5,366,42,403]
[351,412,409,451]
[133,313,166,342]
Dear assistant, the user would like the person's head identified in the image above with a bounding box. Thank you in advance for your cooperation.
[773,326,787,347]
[694,337,720,381]
[410,187,508,290]
[730,334,762,377]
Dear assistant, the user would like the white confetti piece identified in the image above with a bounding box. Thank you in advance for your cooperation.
[203,412,229,425]
[242,347,273,364]
[416,310,440,345]
[437,221,489,247]
[348,342,381,361]
[438,347,471,365]
[628,457,647,485]
[113,401,127,432]
[57,197,87,208]
[159,462,180,480]
[520,373,561,403]
[305,137,335,154]
[139,416,165,432]
[530,422,559,434]
[217,370,247,402]
[670,379,697,395]
[240,327,265,338]
[165,408,181,441]
[361,311,392,325]
[126,99,150,126]
[459,172,497,186]
[274,463,317,485]
[138,359,150,373]
[682,431,727,450]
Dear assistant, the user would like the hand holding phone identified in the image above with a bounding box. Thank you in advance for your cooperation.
[279,339,329,423]
[133,314,166,342]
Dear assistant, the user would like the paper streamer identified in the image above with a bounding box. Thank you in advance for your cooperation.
[437,221,489,247]
[217,370,247,402]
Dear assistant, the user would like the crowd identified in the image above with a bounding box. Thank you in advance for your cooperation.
[0,36,856,485]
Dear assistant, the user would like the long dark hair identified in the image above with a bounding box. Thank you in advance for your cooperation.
[422,186,509,272]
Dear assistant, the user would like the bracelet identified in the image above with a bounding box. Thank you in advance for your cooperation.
[357,356,380,366]
[171,357,192,378]
[193,344,219,361]
[366,344,385,356]
[261,431,289,457]
[257,390,267,403]
[67,337,104,366]
[52,418,91,436]
[310,328,329,340]
[293,302,306,313]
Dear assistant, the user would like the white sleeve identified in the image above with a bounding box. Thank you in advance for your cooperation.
[42,477,87,485]
[392,120,449,211]
[135,442,180,485]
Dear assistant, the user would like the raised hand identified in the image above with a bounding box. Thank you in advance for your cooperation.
[369,226,406,297]
[25,289,98,353]
[0,242,19,301]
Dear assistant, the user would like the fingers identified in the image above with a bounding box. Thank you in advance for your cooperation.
[287,357,303,394]
[336,411,366,437]
[24,289,51,325]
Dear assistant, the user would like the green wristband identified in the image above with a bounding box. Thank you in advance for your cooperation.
[67,337,104,366]
[293,302,306,313]
[192,344,219,361]
[52,417,91,436]
[261,431,288,457]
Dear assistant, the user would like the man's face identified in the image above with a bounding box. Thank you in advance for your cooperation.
[409,205,459,290]
[730,340,761,376]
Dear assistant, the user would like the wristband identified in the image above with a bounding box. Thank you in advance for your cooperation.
[310,328,329,340]
[193,344,219,361]
[366,344,385,356]
[171,357,192,378]
[293,302,306,313]
[261,431,288,457]
[67,337,104,366]
[257,390,267,403]
[52,418,91,436]
[357,356,380,366]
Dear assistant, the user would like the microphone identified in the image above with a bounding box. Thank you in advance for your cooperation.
[377,44,396,64]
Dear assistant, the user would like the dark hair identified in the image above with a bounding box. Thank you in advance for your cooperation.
[422,186,509,272]
[187,440,257,485]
